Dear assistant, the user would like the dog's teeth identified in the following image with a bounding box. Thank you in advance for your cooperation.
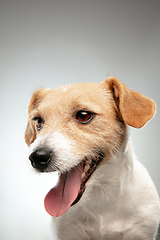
[84,164,90,173]
[85,158,92,165]
[81,173,85,179]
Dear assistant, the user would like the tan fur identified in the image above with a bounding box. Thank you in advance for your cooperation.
[25,78,155,145]
[105,77,156,128]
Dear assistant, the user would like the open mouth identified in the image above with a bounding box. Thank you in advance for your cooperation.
[44,151,104,217]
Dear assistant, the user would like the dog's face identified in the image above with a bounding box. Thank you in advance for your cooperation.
[25,77,155,217]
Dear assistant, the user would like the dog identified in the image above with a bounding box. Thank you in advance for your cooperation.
[25,77,160,240]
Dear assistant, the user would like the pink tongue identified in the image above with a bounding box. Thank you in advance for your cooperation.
[44,165,82,217]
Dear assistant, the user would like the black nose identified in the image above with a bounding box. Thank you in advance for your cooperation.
[29,148,52,171]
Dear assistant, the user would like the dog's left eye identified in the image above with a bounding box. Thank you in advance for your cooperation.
[76,111,94,124]
[32,117,44,131]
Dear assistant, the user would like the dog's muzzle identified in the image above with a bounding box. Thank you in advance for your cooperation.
[29,148,52,171]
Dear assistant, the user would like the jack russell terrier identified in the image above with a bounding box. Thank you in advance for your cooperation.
[25,77,160,240]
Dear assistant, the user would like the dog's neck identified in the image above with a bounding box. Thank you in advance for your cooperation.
[80,128,135,213]
[69,130,136,237]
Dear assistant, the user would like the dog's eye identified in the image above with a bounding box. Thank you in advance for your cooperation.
[32,117,44,131]
[76,111,94,124]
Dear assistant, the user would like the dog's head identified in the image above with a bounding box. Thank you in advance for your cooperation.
[25,77,155,217]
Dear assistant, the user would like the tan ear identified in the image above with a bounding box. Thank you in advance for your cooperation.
[103,77,156,128]
[25,120,36,146]
[25,88,51,145]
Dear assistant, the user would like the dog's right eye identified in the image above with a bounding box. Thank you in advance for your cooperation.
[32,117,44,131]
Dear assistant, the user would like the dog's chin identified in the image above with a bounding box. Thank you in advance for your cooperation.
[44,151,105,217]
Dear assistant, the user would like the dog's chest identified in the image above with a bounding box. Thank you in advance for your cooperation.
[54,193,125,240]
[54,208,124,240]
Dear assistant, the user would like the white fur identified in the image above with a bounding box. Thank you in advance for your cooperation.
[53,133,160,240]
[29,132,81,173]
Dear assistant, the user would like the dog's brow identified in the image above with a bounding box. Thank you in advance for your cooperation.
[73,93,102,111]
[73,101,101,114]
[30,108,41,118]
[79,102,101,113]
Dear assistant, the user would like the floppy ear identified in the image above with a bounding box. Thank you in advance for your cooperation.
[103,77,156,128]
[25,88,51,145]
[25,120,36,146]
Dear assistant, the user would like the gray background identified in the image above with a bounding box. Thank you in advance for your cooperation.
[0,0,160,239]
